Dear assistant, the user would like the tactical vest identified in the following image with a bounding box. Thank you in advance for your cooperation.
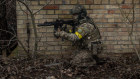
[74,17,101,50]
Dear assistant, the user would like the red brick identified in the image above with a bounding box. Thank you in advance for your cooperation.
[112,24,119,28]
[121,5,132,9]
[62,10,69,14]
[136,28,140,31]
[114,19,122,23]
[43,5,59,10]
[78,0,85,4]
[121,28,128,32]
[86,0,93,4]
[106,45,114,49]
[87,10,93,14]
[107,37,116,40]
[108,10,115,14]
[102,0,109,4]
[136,45,140,49]
[94,0,102,4]
[71,0,78,4]
[99,28,107,32]
[59,15,72,19]
[107,28,115,32]
[118,32,128,35]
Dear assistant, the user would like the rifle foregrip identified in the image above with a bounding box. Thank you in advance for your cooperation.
[37,24,46,26]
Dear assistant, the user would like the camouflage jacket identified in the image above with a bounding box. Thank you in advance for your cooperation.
[58,17,101,49]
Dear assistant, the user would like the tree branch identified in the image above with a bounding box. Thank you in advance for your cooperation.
[17,0,38,58]
[33,0,52,15]
[116,0,140,60]
[0,0,6,5]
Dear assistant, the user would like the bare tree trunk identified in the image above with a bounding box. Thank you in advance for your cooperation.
[6,0,18,56]
[116,0,140,60]
[0,0,8,63]
[0,0,18,56]
[17,0,38,59]
[0,0,8,55]
[17,0,52,58]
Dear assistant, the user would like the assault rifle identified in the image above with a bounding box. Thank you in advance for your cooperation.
[38,19,76,38]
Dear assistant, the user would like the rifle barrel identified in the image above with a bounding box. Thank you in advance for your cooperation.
[38,20,74,27]
[38,22,56,26]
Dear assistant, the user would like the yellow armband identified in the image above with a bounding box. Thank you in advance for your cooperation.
[69,30,72,33]
[75,32,82,39]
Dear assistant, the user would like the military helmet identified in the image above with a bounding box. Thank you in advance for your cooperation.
[71,5,87,17]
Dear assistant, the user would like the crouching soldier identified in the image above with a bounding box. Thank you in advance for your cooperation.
[54,5,102,67]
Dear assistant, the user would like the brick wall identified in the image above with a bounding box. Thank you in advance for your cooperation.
[16,0,140,55]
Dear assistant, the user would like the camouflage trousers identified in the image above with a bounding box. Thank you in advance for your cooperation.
[70,50,97,67]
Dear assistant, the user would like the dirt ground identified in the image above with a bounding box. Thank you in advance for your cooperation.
[0,54,140,79]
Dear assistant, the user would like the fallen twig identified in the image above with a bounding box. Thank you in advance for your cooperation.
[44,62,62,67]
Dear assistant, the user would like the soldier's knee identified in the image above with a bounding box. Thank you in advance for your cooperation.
[91,41,103,55]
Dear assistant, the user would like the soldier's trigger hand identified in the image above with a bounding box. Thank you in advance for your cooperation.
[54,31,61,38]
[54,31,65,37]
[54,31,60,38]
[57,28,61,32]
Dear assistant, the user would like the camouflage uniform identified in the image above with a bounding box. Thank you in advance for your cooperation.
[55,5,101,67]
